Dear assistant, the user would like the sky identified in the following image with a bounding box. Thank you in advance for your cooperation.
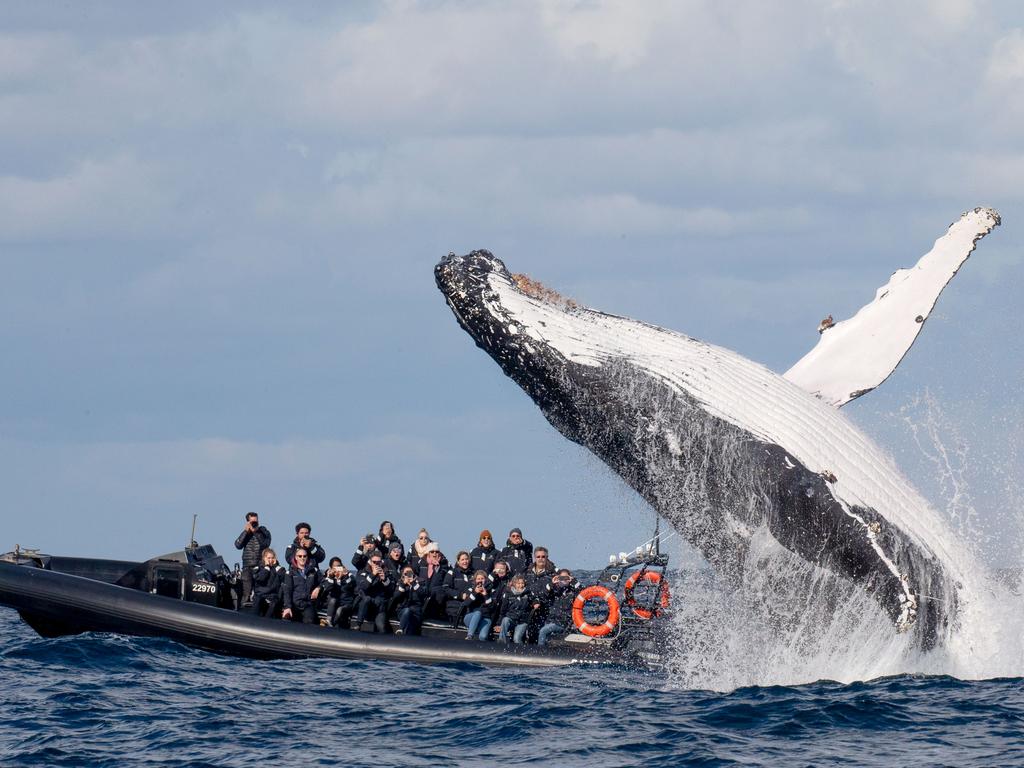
[2,1,1023,568]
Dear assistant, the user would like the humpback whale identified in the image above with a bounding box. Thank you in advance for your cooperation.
[435,208,1000,650]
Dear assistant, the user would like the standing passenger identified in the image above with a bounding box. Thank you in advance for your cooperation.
[285,523,326,567]
[282,549,321,624]
[234,512,271,607]
[378,521,403,557]
[499,528,534,575]
[470,530,497,573]
[351,533,378,571]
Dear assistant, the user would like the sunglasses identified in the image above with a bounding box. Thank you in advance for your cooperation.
[295,555,307,560]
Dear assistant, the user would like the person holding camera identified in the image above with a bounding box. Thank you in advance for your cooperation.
[234,512,271,607]
[285,522,326,567]
[351,532,379,571]
[320,557,357,629]
[442,551,475,627]
[355,551,393,633]
[282,548,322,624]
[383,541,407,582]
[389,565,426,636]
[462,569,498,641]
[251,548,286,619]
[537,569,582,646]
[487,560,511,603]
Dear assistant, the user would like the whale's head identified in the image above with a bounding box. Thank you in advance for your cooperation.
[435,250,599,439]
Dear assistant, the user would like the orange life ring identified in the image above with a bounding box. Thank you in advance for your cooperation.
[572,585,621,637]
[623,570,670,619]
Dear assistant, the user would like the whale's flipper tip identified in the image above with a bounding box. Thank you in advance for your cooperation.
[784,208,1001,408]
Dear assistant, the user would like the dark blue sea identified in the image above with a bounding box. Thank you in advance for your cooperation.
[2,610,1022,766]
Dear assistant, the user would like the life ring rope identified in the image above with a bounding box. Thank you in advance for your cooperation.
[572,585,620,637]
[623,569,670,619]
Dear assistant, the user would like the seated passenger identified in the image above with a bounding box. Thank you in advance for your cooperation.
[497,574,534,644]
[282,548,322,624]
[351,532,379,571]
[470,530,497,573]
[285,522,327,567]
[537,569,582,646]
[417,544,449,620]
[378,520,403,557]
[321,557,357,629]
[389,565,426,636]
[499,528,534,575]
[407,528,434,572]
[442,551,475,626]
[462,570,498,641]
[383,542,407,581]
[524,546,556,595]
[355,551,393,633]
[251,548,286,619]
[487,560,510,603]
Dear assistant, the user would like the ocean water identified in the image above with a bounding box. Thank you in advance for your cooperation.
[1,609,1022,767]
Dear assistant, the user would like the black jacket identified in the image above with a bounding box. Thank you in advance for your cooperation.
[524,562,556,596]
[283,564,322,610]
[356,566,393,604]
[234,526,272,568]
[499,539,534,575]
[498,590,535,625]
[383,554,408,583]
[378,534,403,558]
[285,537,326,566]
[540,578,582,626]
[417,563,448,607]
[463,584,499,620]
[389,580,426,615]
[487,571,510,604]
[320,572,357,608]
[470,544,497,573]
[442,565,474,618]
[252,563,286,600]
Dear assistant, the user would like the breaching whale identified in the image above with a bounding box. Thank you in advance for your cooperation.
[435,208,1000,650]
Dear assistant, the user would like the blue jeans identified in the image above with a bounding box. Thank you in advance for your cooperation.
[499,617,529,644]
[538,622,565,646]
[463,610,493,640]
[398,607,421,636]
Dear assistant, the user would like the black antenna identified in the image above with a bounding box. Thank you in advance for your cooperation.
[653,514,661,556]
[188,514,198,550]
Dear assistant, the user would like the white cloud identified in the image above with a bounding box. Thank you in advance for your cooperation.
[0,154,169,241]
[987,28,1024,81]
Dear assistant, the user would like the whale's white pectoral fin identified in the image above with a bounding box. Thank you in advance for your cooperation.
[784,207,1001,408]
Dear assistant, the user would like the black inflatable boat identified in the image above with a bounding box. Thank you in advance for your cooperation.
[0,544,670,668]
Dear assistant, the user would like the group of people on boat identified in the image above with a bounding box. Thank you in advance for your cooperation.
[233,512,584,645]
